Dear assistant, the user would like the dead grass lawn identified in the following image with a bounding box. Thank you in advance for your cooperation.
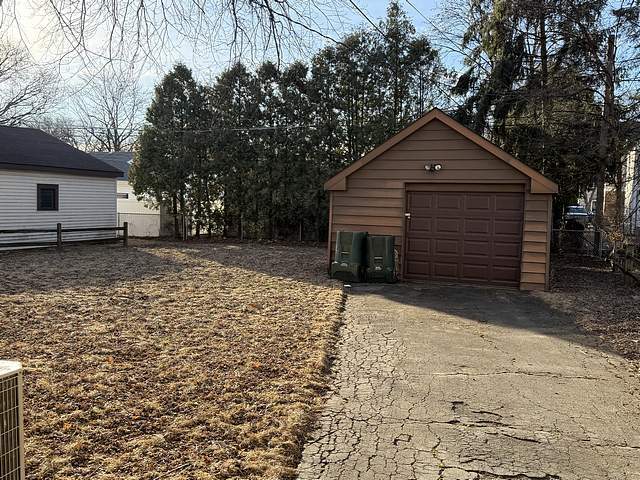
[0,240,343,479]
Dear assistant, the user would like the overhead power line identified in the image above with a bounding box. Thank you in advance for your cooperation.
[28,122,319,133]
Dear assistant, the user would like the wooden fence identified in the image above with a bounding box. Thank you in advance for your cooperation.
[0,222,128,249]
[553,225,639,285]
[614,247,640,285]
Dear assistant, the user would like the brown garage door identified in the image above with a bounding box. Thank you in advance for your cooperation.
[404,190,524,286]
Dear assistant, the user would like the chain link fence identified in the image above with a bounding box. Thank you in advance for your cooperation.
[553,222,640,285]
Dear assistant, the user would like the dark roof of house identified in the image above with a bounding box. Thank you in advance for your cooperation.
[0,126,123,177]
[89,152,133,180]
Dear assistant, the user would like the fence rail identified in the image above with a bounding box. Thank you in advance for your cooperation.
[553,225,640,285]
[0,222,128,249]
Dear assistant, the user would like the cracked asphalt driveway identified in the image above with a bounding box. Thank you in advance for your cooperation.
[297,284,640,480]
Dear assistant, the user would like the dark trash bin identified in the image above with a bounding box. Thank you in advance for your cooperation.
[365,235,397,283]
[330,231,367,282]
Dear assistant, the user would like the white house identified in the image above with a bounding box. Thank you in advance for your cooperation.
[620,149,640,231]
[90,152,171,237]
[581,148,640,232]
[0,126,122,247]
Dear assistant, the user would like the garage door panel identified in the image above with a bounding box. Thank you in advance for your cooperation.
[409,216,432,232]
[436,194,463,210]
[435,218,461,234]
[409,193,433,209]
[462,264,489,280]
[406,260,430,276]
[494,241,521,259]
[433,262,458,278]
[408,238,430,255]
[435,239,460,255]
[494,219,522,236]
[405,190,523,286]
[492,266,520,282]
[464,218,490,234]
[465,194,491,210]
[464,240,490,256]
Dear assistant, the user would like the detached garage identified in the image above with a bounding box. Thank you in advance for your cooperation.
[325,108,558,290]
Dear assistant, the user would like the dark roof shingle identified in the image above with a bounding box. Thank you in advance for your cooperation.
[89,152,132,180]
[0,126,123,177]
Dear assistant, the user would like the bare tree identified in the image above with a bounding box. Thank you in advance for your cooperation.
[33,116,81,147]
[0,41,57,126]
[6,0,344,65]
[72,65,144,151]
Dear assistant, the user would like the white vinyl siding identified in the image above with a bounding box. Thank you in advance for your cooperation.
[0,169,117,245]
[116,180,158,215]
[115,180,162,237]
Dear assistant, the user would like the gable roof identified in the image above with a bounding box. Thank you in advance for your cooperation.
[90,152,133,180]
[0,126,123,178]
[325,108,558,194]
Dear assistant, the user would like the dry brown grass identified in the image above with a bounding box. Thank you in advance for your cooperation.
[0,240,343,479]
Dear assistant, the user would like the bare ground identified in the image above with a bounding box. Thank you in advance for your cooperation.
[546,255,640,365]
[0,240,343,479]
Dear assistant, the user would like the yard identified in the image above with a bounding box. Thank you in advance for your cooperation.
[545,255,640,365]
[0,240,343,479]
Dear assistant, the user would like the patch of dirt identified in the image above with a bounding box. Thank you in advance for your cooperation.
[0,240,343,479]
[547,255,640,363]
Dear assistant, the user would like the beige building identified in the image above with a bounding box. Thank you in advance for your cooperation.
[90,152,172,237]
[325,108,558,291]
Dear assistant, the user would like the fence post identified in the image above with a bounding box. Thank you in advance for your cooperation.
[123,222,128,248]
[624,246,634,286]
[56,223,62,249]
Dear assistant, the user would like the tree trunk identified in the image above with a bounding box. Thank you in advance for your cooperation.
[173,194,179,239]
[539,6,549,174]
[616,158,625,231]
[593,34,616,255]
[179,188,187,240]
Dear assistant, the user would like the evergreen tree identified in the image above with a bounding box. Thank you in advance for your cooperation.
[446,0,607,207]
[208,63,259,238]
[130,63,207,237]
[131,2,447,242]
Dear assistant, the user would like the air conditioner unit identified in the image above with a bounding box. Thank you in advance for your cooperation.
[0,361,24,480]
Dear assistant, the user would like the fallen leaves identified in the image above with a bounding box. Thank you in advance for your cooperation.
[547,255,640,364]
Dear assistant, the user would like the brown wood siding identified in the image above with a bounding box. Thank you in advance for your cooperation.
[327,119,553,290]
[519,192,552,290]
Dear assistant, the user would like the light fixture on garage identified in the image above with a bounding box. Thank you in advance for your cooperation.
[425,163,442,172]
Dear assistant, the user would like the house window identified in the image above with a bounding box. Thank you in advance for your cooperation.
[37,184,59,211]
[117,193,129,199]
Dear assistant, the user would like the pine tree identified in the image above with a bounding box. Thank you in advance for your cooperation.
[130,63,207,237]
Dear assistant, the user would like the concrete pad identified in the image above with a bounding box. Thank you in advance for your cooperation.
[298,283,640,480]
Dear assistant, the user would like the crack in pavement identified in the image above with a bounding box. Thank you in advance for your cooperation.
[297,285,640,480]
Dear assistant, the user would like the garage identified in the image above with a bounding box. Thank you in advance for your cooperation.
[325,108,558,290]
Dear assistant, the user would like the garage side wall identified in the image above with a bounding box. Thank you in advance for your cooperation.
[521,193,553,290]
[328,118,552,290]
[0,169,117,244]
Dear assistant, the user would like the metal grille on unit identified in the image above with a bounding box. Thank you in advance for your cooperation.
[0,361,24,480]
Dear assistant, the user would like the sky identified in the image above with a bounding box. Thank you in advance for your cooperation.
[3,0,442,117]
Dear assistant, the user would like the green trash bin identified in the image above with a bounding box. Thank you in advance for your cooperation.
[330,231,367,282]
[365,235,397,283]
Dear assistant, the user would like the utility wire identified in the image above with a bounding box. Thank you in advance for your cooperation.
[344,0,464,110]
[29,122,320,133]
